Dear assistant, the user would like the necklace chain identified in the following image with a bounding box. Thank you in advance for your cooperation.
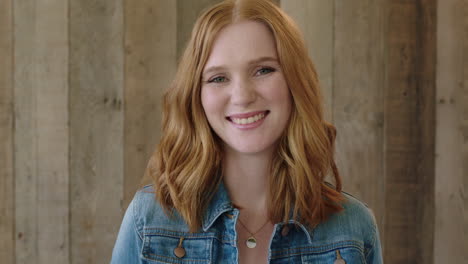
[237,217,270,237]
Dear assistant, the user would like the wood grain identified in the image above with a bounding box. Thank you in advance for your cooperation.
[14,0,69,263]
[435,0,467,262]
[384,1,436,263]
[0,0,14,263]
[69,0,124,263]
[123,0,177,209]
[333,0,386,237]
[464,5,468,262]
[177,0,223,59]
[281,0,334,121]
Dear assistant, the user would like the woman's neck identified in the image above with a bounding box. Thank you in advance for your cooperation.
[222,148,272,213]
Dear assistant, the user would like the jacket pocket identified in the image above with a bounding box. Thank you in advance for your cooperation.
[301,243,366,264]
[141,229,214,264]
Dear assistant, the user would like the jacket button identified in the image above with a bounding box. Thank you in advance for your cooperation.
[174,237,186,258]
[174,246,186,258]
[281,225,290,236]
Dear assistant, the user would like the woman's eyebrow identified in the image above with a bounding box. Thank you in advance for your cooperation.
[247,56,278,65]
[202,56,279,77]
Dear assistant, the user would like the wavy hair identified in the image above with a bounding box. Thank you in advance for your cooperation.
[145,0,343,231]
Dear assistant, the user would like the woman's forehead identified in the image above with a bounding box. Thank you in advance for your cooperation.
[203,21,278,72]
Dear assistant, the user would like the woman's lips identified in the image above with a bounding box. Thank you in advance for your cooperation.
[227,110,268,119]
[226,110,269,129]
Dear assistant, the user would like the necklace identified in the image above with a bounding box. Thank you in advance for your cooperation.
[237,217,270,249]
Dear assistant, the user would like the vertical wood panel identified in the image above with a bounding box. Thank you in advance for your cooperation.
[14,1,69,264]
[69,0,123,263]
[435,0,467,262]
[14,2,39,260]
[415,1,436,263]
[464,7,468,263]
[34,1,70,261]
[384,1,436,263]
[281,0,334,121]
[333,0,386,235]
[0,0,14,263]
[124,0,177,209]
[177,0,223,59]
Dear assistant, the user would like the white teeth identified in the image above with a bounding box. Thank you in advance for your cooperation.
[232,113,265,125]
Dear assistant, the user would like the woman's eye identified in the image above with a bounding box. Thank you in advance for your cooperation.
[208,76,226,83]
[256,67,275,75]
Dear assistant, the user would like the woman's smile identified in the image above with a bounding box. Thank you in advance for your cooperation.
[227,110,269,129]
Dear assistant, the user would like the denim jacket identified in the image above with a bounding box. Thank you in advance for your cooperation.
[111,183,383,263]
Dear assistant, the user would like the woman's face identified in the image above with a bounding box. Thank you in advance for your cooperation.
[201,20,292,156]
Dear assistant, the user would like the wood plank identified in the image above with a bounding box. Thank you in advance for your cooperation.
[14,1,38,261]
[333,0,386,238]
[69,0,124,263]
[435,0,467,262]
[14,0,69,263]
[464,5,468,261]
[123,0,177,209]
[384,1,436,263]
[177,0,223,59]
[0,0,14,262]
[281,0,334,121]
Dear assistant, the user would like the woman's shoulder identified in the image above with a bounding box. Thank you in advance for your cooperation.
[312,190,379,247]
[128,184,190,233]
[340,190,377,223]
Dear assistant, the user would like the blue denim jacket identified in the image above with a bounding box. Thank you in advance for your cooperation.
[111,183,383,263]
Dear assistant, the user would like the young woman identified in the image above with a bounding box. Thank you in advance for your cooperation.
[111,0,383,263]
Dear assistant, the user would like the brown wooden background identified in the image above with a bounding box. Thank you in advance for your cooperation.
[0,0,466,263]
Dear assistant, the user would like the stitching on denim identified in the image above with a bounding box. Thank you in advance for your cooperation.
[143,229,237,246]
[142,234,212,263]
[365,208,378,259]
[299,245,366,262]
[144,252,209,263]
[280,244,363,259]
[270,240,364,259]
[132,194,143,242]
[143,228,217,238]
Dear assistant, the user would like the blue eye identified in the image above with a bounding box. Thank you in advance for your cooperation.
[208,76,226,83]
[256,67,275,75]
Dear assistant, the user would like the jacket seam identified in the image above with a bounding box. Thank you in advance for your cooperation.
[270,240,363,258]
[364,208,377,259]
[142,229,236,245]
[132,194,144,242]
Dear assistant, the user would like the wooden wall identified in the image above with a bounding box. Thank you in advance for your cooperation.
[13,1,69,264]
[284,2,438,264]
[0,0,465,263]
[435,0,468,263]
[0,0,13,263]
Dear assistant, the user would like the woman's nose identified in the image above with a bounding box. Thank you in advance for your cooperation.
[230,79,256,106]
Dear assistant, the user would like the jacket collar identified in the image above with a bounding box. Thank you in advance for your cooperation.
[201,182,314,243]
[202,182,234,231]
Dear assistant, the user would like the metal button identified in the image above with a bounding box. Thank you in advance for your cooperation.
[174,247,186,258]
[173,237,186,258]
[281,225,290,236]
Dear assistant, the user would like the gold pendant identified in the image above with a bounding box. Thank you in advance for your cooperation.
[246,237,257,248]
